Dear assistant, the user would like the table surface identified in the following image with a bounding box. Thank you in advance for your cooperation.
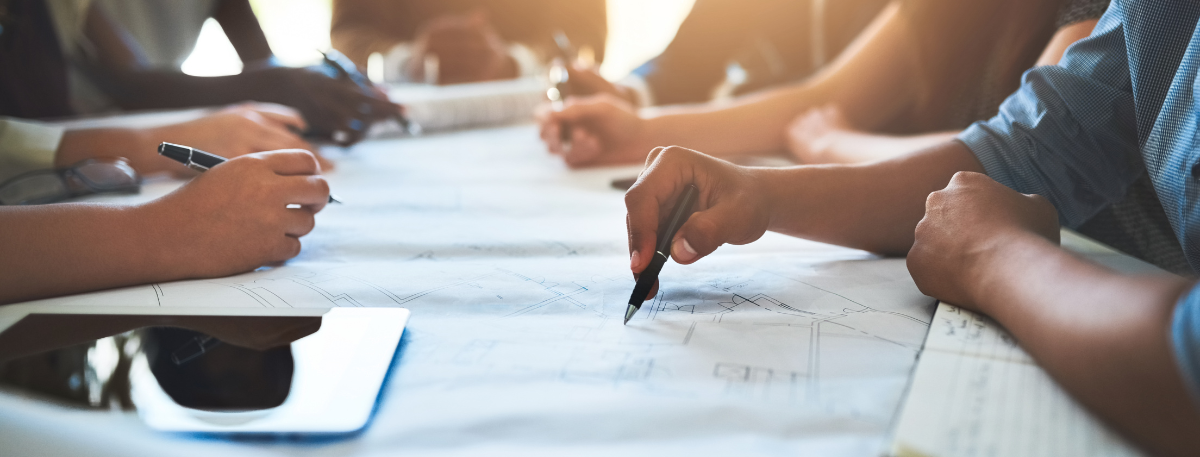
[0,122,1155,457]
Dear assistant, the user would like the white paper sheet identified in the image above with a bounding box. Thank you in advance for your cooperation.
[7,125,938,456]
[890,303,1145,457]
[377,78,548,134]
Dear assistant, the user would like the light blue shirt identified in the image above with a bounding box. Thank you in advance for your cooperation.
[956,0,1200,399]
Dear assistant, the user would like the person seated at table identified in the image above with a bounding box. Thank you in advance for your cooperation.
[330,0,606,85]
[782,0,1106,165]
[20,0,398,146]
[565,0,890,107]
[0,147,329,305]
[537,0,1102,168]
[622,1,1200,454]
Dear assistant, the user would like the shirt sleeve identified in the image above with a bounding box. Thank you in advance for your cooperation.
[957,1,1141,228]
[0,118,64,182]
[1172,283,1200,403]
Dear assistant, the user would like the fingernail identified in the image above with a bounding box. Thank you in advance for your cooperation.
[673,238,697,263]
[630,251,641,270]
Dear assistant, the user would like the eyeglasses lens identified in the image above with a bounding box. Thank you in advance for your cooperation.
[0,173,69,205]
[73,161,139,191]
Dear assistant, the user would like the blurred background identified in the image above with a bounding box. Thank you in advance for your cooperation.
[182,0,696,80]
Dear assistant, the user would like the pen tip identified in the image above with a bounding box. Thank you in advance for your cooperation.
[623,304,637,325]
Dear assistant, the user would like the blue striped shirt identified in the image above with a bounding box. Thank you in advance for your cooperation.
[957,0,1200,399]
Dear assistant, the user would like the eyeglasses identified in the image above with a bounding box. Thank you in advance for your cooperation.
[0,158,141,205]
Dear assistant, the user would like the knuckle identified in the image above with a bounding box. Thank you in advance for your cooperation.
[313,176,331,195]
[687,217,722,250]
[280,238,302,259]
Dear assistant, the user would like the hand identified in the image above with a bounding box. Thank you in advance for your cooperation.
[536,94,652,167]
[142,103,333,174]
[255,66,401,146]
[785,105,853,163]
[908,171,1060,307]
[625,146,775,298]
[139,150,330,279]
[406,11,517,84]
[565,63,639,106]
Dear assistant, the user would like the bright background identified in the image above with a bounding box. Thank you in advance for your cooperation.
[182,0,696,81]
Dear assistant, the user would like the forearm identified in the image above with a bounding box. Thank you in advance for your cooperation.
[0,204,181,304]
[763,140,982,254]
[91,70,275,111]
[645,84,829,156]
[970,232,1200,456]
[642,2,915,157]
[819,130,959,164]
[55,128,152,168]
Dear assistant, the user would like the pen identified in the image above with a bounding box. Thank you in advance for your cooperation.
[319,49,420,137]
[624,184,700,324]
[158,142,342,204]
[548,31,574,151]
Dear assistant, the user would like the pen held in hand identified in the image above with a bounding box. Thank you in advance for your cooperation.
[624,184,700,325]
[158,142,342,204]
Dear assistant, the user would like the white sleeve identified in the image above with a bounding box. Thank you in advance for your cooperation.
[0,118,65,182]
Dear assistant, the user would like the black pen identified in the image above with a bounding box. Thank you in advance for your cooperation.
[548,31,574,151]
[624,184,700,324]
[319,49,420,137]
[158,142,342,204]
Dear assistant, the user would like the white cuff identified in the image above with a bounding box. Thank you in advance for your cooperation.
[0,118,64,181]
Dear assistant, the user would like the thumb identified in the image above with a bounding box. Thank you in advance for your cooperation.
[567,64,613,95]
[670,205,751,264]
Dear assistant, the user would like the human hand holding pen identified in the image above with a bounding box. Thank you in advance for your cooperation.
[624,146,775,298]
[142,150,330,278]
[537,94,651,168]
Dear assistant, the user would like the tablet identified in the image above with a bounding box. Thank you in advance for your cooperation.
[0,307,408,437]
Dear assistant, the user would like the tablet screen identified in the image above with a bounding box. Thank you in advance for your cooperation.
[0,308,408,435]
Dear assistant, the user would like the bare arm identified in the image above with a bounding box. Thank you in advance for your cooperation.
[212,0,275,65]
[641,2,916,156]
[622,140,984,283]
[0,151,329,305]
[783,103,958,164]
[540,3,920,166]
[908,172,1200,457]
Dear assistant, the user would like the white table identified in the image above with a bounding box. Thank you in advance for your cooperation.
[0,123,1145,457]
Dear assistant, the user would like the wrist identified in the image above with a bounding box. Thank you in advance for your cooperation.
[966,227,1053,314]
[752,166,795,233]
[118,201,187,283]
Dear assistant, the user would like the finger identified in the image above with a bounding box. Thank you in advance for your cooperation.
[566,63,612,95]
[562,128,603,167]
[543,121,563,154]
[671,208,741,264]
[277,175,331,212]
[314,153,336,172]
[255,150,322,176]
[281,207,318,237]
[258,126,317,153]
[555,95,624,124]
[624,155,675,274]
[270,236,303,263]
[252,104,309,131]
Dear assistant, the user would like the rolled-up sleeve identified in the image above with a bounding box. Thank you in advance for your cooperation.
[1173,284,1200,402]
[0,118,64,182]
[957,3,1141,228]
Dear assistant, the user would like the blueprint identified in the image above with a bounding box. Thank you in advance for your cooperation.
[11,125,938,456]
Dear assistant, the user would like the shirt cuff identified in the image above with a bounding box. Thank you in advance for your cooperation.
[1172,284,1200,405]
[0,118,64,180]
